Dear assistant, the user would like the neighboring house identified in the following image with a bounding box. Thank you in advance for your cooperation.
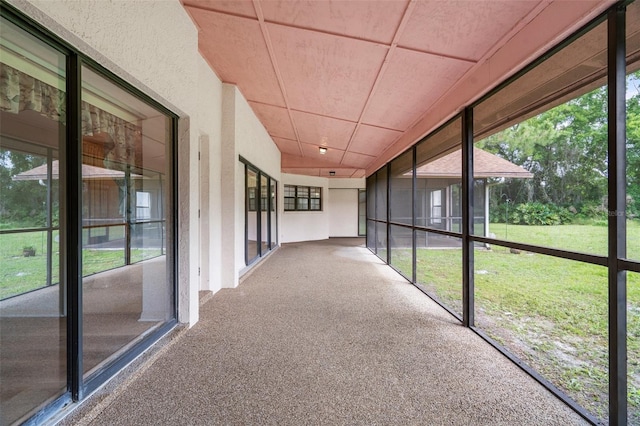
[387,147,532,249]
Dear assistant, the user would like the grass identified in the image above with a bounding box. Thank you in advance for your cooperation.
[487,219,640,257]
[384,220,640,422]
[0,230,162,300]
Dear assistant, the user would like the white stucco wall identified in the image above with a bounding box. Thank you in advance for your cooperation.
[328,178,365,237]
[328,189,359,237]
[281,174,330,243]
[221,85,281,287]
[329,178,366,190]
[197,57,223,295]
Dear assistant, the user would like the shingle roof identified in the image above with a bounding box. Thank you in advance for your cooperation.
[12,160,139,180]
[416,147,533,179]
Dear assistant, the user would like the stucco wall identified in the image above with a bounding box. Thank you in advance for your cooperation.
[328,189,359,237]
[281,174,330,243]
[221,85,282,287]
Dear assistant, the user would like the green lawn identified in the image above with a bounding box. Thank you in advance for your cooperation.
[487,219,640,257]
[384,220,640,422]
[0,230,162,299]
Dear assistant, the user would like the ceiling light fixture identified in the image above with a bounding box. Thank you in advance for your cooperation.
[329,171,336,176]
[319,147,327,155]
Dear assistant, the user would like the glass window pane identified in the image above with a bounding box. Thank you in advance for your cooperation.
[358,189,366,236]
[475,246,608,421]
[284,184,295,197]
[390,151,413,225]
[415,231,462,318]
[260,175,268,254]
[366,175,375,219]
[0,17,67,424]
[246,168,258,262]
[628,1,640,261]
[297,186,309,198]
[389,225,412,279]
[284,198,295,211]
[474,21,608,256]
[310,199,320,210]
[297,198,308,210]
[366,219,375,251]
[376,222,387,261]
[416,118,462,232]
[81,65,173,376]
[375,168,387,221]
[270,179,277,249]
[310,187,321,198]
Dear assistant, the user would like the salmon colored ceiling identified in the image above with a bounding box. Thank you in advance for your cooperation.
[183,0,614,179]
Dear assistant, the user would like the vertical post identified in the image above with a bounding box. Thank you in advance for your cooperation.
[46,148,53,286]
[386,163,391,265]
[462,107,475,328]
[412,146,417,284]
[125,165,131,265]
[66,53,83,400]
[608,5,627,425]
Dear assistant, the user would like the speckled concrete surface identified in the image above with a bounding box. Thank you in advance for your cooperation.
[62,238,588,426]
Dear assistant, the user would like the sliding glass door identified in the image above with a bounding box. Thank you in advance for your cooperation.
[0,9,177,424]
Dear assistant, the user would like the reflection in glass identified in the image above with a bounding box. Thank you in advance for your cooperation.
[474,20,608,256]
[475,246,608,421]
[389,225,412,279]
[0,17,67,424]
[81,66,172,376]
[246,168,258,263]
[628,1,640,261]
[415,231,462,317]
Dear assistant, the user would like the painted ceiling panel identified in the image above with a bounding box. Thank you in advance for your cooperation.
[290,110,356,150]
[282,167,321,177]
[342,151,377,169]
[183,0,257,19]
[362,48,473,130]
[249,102,296,140]
[188,7,286,107]
[186,0,613,178]
[260,0,408,44]
[349,125,403,157]
[398,0,539,61]
[272,136,302,156]
[267,22,388,121]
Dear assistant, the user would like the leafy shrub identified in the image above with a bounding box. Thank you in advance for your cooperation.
[509,202,573,226]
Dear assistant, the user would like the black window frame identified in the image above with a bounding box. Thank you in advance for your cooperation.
[284,184,322,211]
[0,3,179,423]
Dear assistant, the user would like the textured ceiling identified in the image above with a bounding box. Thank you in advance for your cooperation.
[183,0,613,178]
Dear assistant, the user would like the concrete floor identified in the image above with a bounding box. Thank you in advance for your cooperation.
[59,238,588,425]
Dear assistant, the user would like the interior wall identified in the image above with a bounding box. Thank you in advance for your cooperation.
[281,174,329,243]
[328,189,359,237]
[329,178,365,237]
